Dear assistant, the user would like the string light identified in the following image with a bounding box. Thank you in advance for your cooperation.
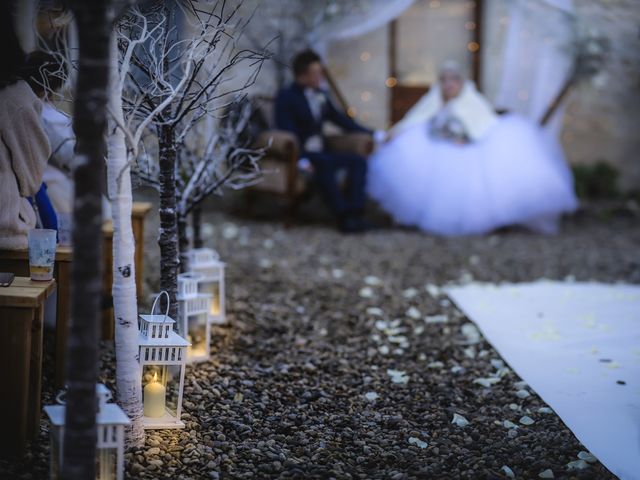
[360,91,372,102]
[385,77,398,88]
[347,106,357,118]
[360,51,371,62]
[467,42,480,52]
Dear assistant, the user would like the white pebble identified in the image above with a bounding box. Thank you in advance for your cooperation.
[577,451,597,463]
[364,392,378,402]
[451,413,469,427]
[519,415,535,426]
[501,466,515,478]
[515,389,531,399]
[538,469,554,478]
[408,437,428,449]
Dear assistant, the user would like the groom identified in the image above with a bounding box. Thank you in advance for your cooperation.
[275,49,374,233]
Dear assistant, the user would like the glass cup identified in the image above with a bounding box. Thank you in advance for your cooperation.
[27,229,57,281]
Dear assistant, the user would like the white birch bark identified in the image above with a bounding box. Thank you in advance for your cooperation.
[106,34,144,446]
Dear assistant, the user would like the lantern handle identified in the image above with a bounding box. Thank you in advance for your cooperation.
[151,290,170,322]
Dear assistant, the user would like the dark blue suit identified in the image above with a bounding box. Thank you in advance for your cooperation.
[275,83,372,217]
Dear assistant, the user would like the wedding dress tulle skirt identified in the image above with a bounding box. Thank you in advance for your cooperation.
[367,115,578,236]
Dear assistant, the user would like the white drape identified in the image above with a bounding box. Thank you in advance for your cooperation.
[492,0,576,133]
[310,0,415,55]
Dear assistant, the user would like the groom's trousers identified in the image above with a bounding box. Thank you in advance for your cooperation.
[306,151,368,216]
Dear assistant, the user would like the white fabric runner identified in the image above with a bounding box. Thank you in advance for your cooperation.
[447,281,640,480]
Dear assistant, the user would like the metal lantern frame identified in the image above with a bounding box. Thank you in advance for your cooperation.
[177,272,212,363]
[187,248,226,325]
[139,292,190,430]
[44,384,130,480]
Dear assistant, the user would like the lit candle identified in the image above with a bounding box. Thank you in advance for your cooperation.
[144,372,166,418]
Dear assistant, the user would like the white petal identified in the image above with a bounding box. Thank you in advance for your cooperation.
[408,437,428,449]
[359,287,374,298]
[519,416,535,425]
[364,391,378,401]
[577,451,597,463]
[501,466,515,478]
[451,413,469,427]
[402,288,419,299]
[566,460,589,471]
[364,276,382,286]
[474,377,501,388]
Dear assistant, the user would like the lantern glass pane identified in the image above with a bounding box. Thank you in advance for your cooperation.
[187,313,207,358]
[199,280,221,316]
[142,364,181,419]
[97,448,117,480]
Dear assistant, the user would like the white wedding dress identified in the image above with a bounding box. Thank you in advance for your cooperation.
[367,84,578,236]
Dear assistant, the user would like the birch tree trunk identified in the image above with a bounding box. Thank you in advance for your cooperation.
[158,124,179,319]
[107,34,145,446]
[63,1,112,477]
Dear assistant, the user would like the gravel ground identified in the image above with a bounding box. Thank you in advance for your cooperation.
[1,198,639,480]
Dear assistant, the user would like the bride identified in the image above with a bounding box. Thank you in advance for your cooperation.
[367,61,578,236]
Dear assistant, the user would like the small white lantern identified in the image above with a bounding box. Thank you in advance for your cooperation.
[44,384,129,480]
[139,292,190,429]
[187,248,226,325]
[177,272,212,363]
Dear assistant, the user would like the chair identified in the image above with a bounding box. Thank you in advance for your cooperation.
[250,97,374,224]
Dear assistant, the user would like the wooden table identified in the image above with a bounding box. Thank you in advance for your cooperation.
[0,277,56,457]
[102,201,152,339]
[0,246,71,387]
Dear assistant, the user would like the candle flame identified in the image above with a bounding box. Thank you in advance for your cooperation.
[153,372,158,382]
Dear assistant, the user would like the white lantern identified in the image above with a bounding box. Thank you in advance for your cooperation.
[187,248,226,325]
[139,292,190,429]
[44,384,129,480]
[177,272,212,363]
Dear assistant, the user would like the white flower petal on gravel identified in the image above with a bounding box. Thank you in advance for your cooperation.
[451,413,469,427]
[501,466,515,478]
[259,258,273,269]
[538,469,554,478]
[577,451,597,463]
[519,416,535,425]
[374,320,388,330]
[474,377,501,388]
[428,361,444,369]
[408,437,428,449]
[364,276,383,286]
[503,420,518,429]
[402,288,419,299]
[425,314,448,324]
[406,306,421,319]
[367,307,384,316]
[364,391,378,402]
[425,284,442,297]
[566,460,589,471]
[463,346,477,359]
[359,287,374,298]
[263,238,275,249]
[538,407,553,414]
[461,323,482,344]
[491,359,505,369]
[387,369,410,384]
[516,389,531,399]
[332,268,345,279]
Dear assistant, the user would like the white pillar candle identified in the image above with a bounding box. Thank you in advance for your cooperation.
[144,373,166,418]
